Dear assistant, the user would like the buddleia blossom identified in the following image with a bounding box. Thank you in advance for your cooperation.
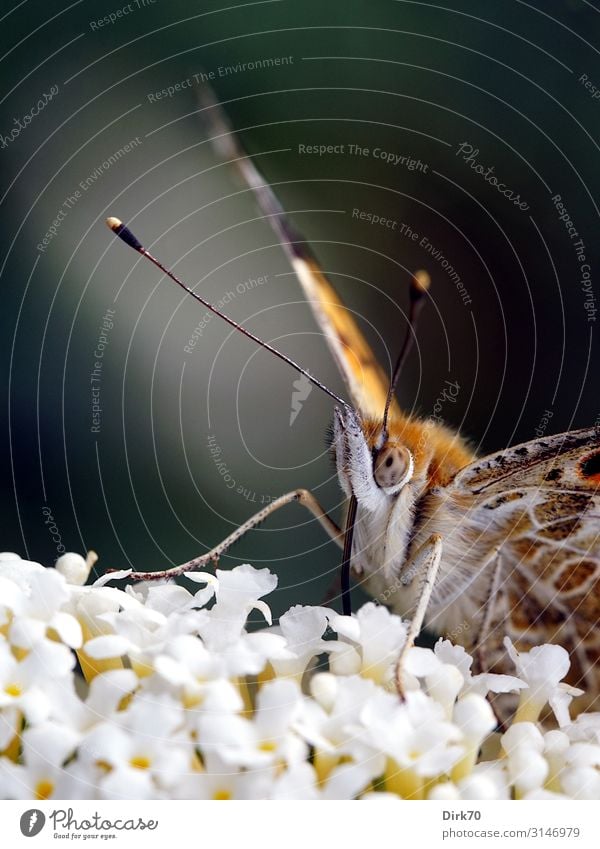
[0,551,599,800]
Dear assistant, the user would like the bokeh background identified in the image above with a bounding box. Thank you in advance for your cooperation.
[1,0,598,617]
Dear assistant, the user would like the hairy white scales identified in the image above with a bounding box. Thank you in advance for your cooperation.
[334,406,500,640]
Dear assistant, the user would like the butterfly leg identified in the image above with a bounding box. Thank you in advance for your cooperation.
[394,533,443,698]
[472,547,503,676]
[111,489,343,581]
[334,406,387,512]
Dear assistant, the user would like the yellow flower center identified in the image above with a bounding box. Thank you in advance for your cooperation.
[4,683,22,697]
[35,779,54,800]
[129,755,151,770]
[213,789,232,800]
[258,740,277,753]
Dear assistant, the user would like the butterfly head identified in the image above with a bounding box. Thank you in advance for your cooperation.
[333,405,417,504]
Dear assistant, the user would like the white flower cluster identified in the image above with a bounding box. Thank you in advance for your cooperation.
[1,551,599,800]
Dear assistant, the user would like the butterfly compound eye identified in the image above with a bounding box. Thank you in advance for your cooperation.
[373,445,413,490]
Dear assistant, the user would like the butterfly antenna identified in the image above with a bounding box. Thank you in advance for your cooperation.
[105,217,348,408]
[379,270,430,445]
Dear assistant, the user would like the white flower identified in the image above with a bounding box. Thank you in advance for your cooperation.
[173,751,273,800]
[433,639,525,698]
[45,669,139,731]
[360,688,464,792]
[430,762,510,800]
[2,548,600,801]
[83,603,206,676]
[190,565,277,650]
[329,603,406,684]
[560,766,600,799]
[0,558,82,649]
[428,782,461,800]
[197,679,307,769]
[501,720,545,755]
[78,695,190,799]
[426,664,464,720]
[565,712,600,744]
[268,605,335,682]
[0,722,80,799]
[502,723,548,798]
[55,552,95,586]
[504,638,582,725]
[451,694,497,782]
[298,674,385,781]
[507,748,549,797]
[271,760,374,800]
[0,639,74,726]
[524,788,569,800]
[453,693,496,743]
[544,729,570,792]
[153,635,244,711]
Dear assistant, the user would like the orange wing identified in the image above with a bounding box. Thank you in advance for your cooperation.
[197,86,398,420]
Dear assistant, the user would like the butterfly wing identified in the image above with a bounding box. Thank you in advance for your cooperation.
[197,87,398,420]
[445,427,600,698]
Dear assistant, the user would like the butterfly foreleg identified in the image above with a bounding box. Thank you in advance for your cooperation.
[472,547,503,676]
[334,406,387,512]
[394,533,443,698]
[117,489,343,581]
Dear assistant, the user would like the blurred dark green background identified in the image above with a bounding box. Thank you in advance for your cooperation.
[1,0,599,617]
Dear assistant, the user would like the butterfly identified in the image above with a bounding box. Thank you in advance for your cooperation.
[106,90,600,711]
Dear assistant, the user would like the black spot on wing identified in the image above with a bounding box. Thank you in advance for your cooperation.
[483,491,525,510]
[580,452,600,479]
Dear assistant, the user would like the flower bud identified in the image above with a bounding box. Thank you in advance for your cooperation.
[428,783,460,800]
[55,552,91,586]
[453,694,496,743]
[329,644,361,676]
[501,721,544,755]
[507,748,548,795]
[426,663,463,718]
[310,673,339,712]
[459,774,500,800]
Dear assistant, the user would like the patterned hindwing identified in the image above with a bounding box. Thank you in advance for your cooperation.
[197,85,399,421]
[447,427,600,706]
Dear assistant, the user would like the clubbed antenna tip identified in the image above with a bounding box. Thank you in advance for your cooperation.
[411,269,431,301]
[105,216,143,251]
